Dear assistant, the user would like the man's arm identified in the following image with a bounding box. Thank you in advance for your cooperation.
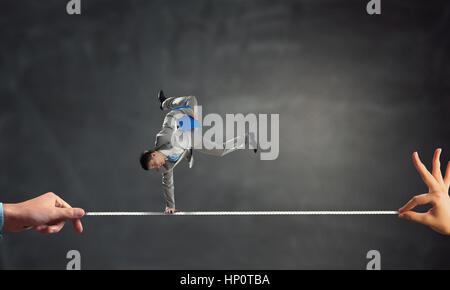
[162,170,178,213]
[398,148,450,234]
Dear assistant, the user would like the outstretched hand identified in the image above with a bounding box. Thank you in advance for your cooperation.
[399,148,450,234]
[3,192,85,234]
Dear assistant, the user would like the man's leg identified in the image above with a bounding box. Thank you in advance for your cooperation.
[162,95,198,112]
[195,134,251,157]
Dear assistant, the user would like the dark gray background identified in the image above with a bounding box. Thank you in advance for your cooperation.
[0,0,449,269]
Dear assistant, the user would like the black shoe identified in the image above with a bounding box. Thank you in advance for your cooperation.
[158,90,167,110]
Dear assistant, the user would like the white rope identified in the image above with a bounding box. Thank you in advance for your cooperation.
[86,210,398,216]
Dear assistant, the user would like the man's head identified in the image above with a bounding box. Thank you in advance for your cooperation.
[140,150,167,170]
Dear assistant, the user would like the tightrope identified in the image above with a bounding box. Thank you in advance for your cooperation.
[86,211,398,216]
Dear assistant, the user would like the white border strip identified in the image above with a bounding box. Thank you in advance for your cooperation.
[86,211,398,216]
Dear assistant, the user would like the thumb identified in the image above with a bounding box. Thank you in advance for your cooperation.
[399,211,433,226]
[55,208,85,220]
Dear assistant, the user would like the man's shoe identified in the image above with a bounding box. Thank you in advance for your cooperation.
[158,90,167,110]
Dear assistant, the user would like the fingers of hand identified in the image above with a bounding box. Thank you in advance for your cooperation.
[34,221,66,234]
[432,148,444,184]
[413,152,439,189]
[399,193,434,213]
[55,196,73,209]
[56,207,85,220]
[71,219,83,233]
[445,161,450,188]
[34,225,48,234]
[55,198,84,233]
[398,211,433,226]
[35,205,82,234]
[165,209,178,214]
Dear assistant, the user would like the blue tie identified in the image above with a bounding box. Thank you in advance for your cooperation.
[167,154,181,162]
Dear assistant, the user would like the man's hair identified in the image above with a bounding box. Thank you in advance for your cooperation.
[139,150,154,170]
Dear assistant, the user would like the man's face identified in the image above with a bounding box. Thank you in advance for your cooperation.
[149,152,166,169]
